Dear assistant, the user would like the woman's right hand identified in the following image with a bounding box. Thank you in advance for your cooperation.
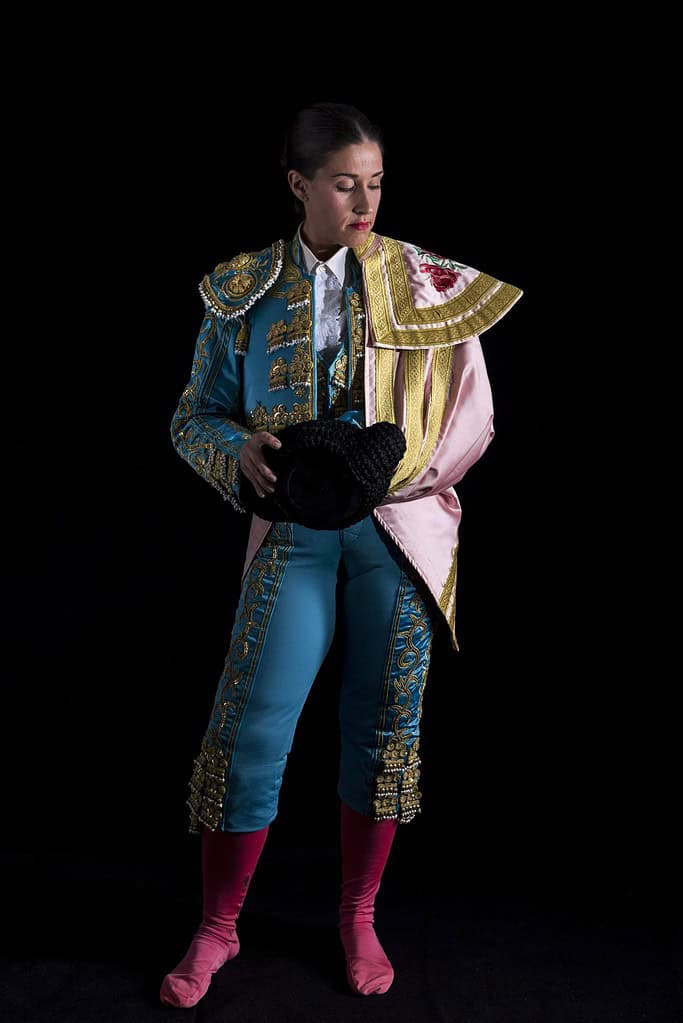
[240,431,282,498]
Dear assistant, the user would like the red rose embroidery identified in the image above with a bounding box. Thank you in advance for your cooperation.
[419,262,461,292]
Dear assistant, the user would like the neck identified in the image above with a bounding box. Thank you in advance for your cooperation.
[301,222,342,263]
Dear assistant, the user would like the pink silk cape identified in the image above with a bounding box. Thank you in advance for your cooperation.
[241,231,523,652]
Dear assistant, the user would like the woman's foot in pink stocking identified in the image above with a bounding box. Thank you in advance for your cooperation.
[160,822,270,1008]
[338,799,399,995]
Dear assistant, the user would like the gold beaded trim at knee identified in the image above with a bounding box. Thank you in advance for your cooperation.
[371,736,422,823]
[187,735,229,833]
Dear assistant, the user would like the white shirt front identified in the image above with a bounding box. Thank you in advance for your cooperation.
[297,222,349,368]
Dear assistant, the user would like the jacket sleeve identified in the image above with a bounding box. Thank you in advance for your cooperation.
[379,335,495,505]
[170,299,254,514]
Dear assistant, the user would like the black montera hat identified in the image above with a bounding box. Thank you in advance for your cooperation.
[239,418,406,529]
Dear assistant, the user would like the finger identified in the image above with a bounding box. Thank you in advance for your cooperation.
[247,465,275,496]
[240,457,266,498]
[248,458,276,491]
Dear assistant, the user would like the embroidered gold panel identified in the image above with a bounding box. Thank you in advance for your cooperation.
[369,585,433,823]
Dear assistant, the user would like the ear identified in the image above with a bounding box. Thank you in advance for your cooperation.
[287,169,306,202]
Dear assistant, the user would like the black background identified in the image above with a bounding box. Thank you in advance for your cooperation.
[7,78,672,876]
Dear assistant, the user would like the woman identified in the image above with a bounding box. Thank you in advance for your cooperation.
[160,102,523,1007]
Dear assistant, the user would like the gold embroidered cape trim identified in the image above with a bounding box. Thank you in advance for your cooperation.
[362,236,524,349]
[375,340,457,498]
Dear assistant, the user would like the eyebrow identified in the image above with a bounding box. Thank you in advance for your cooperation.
[330,170,384,178]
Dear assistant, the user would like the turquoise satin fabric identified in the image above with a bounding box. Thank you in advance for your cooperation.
[187,513,436,832]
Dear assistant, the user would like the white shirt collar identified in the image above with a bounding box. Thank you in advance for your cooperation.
[297,222,348,286]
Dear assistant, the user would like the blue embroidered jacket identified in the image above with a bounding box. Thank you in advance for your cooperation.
[170,228,365,514]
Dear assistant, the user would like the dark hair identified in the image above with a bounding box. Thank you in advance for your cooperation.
[279,102,384,222]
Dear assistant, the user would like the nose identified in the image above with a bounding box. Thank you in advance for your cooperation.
[353,185,377,217]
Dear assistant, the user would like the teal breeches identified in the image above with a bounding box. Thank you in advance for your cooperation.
[187,512,436,833]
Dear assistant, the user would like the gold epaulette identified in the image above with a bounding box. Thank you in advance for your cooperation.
[198,238,285,321]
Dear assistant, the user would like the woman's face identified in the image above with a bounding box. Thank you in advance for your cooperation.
[288,141,383,252]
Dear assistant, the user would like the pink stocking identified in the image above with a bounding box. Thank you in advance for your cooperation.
[338,799,399,995]
[160,823,270,1008]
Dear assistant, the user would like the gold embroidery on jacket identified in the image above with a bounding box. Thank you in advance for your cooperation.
[272,403,309,429]
[331,351,348,390]
[235,317,250,355]
[201,443,243,503]
[226,270,257,298]
[200,242,284,321]
[287,307,311,344]
[268,356,288,391]
[246,401,310,433]
[328,350,349,416]
[289,342,313,396]
[285,279,310,308]
[266,319,290,354]
[171,312,251,515]
[270,251,315,414]
[272,256,306,301]
[246,402,269,432]
[215,252,254,273]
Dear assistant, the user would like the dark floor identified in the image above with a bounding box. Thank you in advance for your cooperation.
[1,844,681,1022]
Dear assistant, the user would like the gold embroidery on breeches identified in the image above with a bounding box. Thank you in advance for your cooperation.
[369,576,433,823]
[187,523,294,833]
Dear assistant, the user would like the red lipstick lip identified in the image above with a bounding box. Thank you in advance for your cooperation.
[350,221,370,228]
